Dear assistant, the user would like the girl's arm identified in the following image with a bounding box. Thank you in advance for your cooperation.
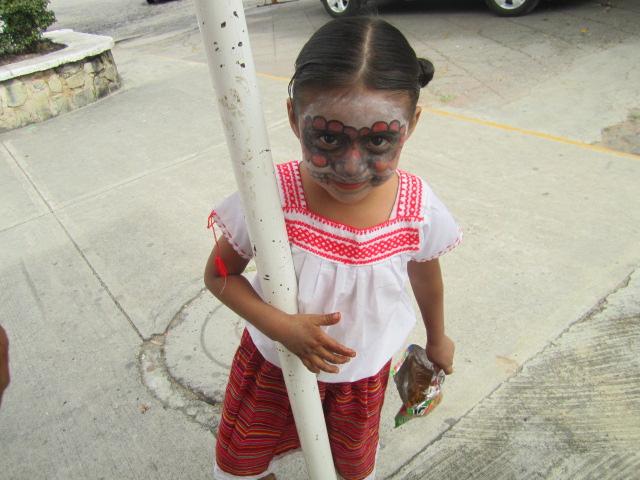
[407,258,455,374]
[204,234,356,374]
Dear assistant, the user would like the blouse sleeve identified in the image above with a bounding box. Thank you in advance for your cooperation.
[209,192,253,260]
[413,183,463,262]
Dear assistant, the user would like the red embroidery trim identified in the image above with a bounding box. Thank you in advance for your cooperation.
[287,223,421,265]
[413,227,464,262]
[210,212,252,260]
[207,211,228,278]
[275,162,425,265]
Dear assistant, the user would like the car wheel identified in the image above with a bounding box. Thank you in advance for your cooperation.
[147,0,156,4]
[485,0,540,16]
[321,0,361,18]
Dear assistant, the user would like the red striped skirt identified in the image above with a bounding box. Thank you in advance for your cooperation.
[215,329,391,480]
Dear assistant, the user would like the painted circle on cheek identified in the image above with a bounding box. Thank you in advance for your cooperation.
[302,143,310,158]
[312,155,328,168]
[373,161,388,172]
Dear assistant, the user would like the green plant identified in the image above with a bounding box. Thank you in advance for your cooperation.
[0,0,56,55]
[439,94,457,103]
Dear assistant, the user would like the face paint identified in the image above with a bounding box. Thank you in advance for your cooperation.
[290,86,418,203]
[301,115,407,187]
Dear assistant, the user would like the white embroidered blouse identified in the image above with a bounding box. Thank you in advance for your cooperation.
[211,161,462,383]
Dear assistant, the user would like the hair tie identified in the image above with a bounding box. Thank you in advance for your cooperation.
[417,58,435,88]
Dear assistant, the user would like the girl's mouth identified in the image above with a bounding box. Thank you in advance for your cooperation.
[332,180,368,191]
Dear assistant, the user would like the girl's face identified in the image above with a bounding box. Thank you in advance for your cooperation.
[288,87,421,204]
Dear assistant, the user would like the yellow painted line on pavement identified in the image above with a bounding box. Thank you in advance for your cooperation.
[145,54,206,66]
[144,55,290,83]
[145,52,639,159]
[424,107,640,160]
[257,73,290,82]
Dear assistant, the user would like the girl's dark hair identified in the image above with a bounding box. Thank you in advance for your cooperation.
[289,17,434,112]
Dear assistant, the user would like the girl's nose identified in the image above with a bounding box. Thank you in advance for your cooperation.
[337,149,366,177]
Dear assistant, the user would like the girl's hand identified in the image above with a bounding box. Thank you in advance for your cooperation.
[426,334,455,375]
[277,312,356,375]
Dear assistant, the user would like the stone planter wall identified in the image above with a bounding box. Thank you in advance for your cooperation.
[0,30,122,133]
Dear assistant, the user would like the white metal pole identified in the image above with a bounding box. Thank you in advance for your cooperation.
[193,1,337,479]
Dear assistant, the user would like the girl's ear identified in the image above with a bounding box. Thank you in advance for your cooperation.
[406,106,422,139]
[287,98,301,139]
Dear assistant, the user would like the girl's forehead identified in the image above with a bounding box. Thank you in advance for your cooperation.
[297,88,411,127]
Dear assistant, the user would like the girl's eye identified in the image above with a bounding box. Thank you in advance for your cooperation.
[314,134,342,150]
[321,134,337,144]
[370,136,386,147]
[368,135,391,151]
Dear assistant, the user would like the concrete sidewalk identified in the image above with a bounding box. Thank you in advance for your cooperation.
[1,1,639,479]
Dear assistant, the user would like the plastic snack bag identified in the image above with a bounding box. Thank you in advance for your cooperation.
[391,344,445,428]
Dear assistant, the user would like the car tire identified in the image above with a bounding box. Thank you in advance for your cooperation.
[321,0,361,18]
[485,0,540,16]
[147,0,156,4]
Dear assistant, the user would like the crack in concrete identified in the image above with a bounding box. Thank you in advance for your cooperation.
[1,140,145,340]
[389,267,638,479]
[139,333,221,433]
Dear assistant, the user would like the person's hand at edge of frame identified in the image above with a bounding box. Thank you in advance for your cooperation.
[0,325,10,408]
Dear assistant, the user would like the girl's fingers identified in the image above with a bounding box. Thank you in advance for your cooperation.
[311,355,340,374]
[302,347,351,374]
[303,354,333,374]
[322,349,352,365]
[317,312,341,326]
[325,339,356,359]
[302,358,320,374]
[318,362,339,374]
[311,313,357,358]
[290,313,356,373]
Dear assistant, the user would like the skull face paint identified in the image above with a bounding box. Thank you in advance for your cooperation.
[289,87,419,203]
[301,115,408,186]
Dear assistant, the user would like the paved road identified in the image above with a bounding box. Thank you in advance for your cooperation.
[48,0,640,147]
[194,0,639,146]
[49,0,199,41]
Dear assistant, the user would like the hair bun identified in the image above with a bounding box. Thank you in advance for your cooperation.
[417,58,435,88]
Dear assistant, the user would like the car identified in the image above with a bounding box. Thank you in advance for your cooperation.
[321,0,541,18]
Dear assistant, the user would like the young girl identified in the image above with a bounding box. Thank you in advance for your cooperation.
[205,17,462,480]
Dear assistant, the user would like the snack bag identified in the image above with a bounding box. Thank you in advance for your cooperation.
[391,344,445,428]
